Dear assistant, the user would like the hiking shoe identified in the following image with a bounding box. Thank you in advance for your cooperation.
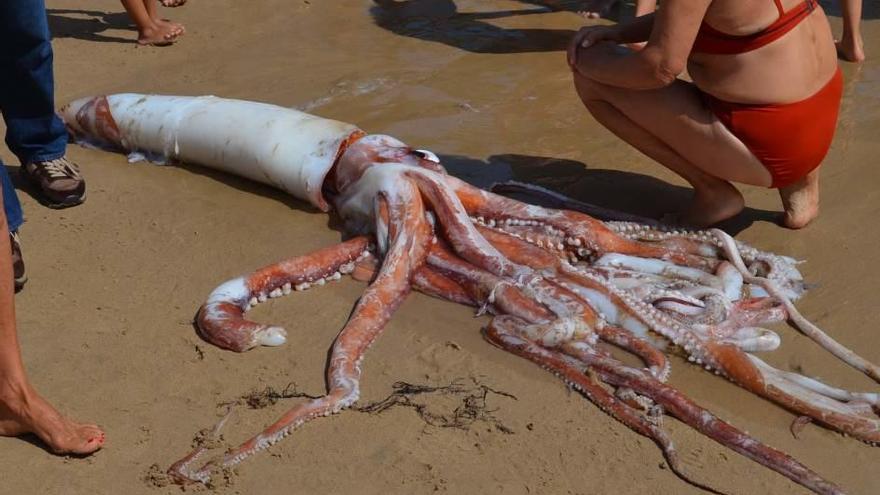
[10,231,26,292]
[20,156,86,209]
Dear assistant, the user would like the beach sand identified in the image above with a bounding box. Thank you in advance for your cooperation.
[2,0,879,493]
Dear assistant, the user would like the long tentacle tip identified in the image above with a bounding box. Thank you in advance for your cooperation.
[257,326,288,346]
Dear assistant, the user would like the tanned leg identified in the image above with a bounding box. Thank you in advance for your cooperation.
[571,45,776,226]
[779,168,821,229]
[575,77,745,226]
[145,0,186,37]
[119,0,182,45]
[836,0,865,62]
[0,190,104,454]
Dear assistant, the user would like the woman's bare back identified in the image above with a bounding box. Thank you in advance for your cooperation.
[688,0,838,104]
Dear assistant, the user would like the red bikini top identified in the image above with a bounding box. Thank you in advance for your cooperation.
[691,0,817,55]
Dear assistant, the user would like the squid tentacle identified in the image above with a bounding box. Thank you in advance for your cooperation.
[554,338,847,495]
[486,317,844,495]
[704,343,880,444]
[170,184,433,483]
[484,316,729,495]
[197,236,370,352]
[432,232,672,381]
[406,170,532,281]
[475,224,672,379]
[413,264,477,306]
[354,248,477,306]
[713,229,880,383]
[484,316,776,493]
[451,176,714,269]
[474,215,879,442]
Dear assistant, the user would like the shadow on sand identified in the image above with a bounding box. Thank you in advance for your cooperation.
[369,0,578,54]
[437,153,781,235]
[66,152,780,237]
[47,8,136,44]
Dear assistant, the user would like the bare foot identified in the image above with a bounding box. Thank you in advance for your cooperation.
[679,181,744,227]
[156,18,186,36]
[836,35,865,63]
[579,0,619,19]
[779,170,820,229]
[0,384,104,455]
[160,0,187,6]
[137,21,184,46]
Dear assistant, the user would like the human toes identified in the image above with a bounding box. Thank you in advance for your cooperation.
[163,23,185,40]
[48,424,105,455]
[138,26,182,46]
[158,18,186,35]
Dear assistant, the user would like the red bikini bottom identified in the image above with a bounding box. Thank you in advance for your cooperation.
[703,67,843,188]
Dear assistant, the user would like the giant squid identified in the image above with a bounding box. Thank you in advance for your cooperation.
[60,93,880,494]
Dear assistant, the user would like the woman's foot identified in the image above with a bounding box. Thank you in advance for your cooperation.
[137,21,184,46]
[779,171,820,229]
[680,180,745,227]
[836,35,865,63]
[160,0,187,6]
[579,0,619,19]
[0,383,104,455]
[156,18,186,36]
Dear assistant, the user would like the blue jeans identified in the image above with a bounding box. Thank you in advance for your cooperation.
[0,162,23,232]
[0,0,68,233]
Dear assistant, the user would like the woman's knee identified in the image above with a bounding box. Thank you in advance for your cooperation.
[572,73,606,103]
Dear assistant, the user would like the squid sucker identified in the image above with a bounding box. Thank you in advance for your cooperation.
[62,93,879,494]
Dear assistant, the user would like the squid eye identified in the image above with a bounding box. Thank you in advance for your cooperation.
[413,149,440,163]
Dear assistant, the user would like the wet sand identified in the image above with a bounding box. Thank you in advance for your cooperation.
[2,0,879,493]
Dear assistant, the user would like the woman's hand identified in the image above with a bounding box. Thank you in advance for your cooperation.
[567,25,621,68]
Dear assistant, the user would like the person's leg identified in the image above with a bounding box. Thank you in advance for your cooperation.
[0,0,87,209]
[0,167,23,236]
[0,0,67,166]
[837,0,865,62]
[572,44,774,226]
[0,186,104,454]
[144,0,186,37]
[118,0,183,45]
[0,163,25,291]
[778,169,820,229]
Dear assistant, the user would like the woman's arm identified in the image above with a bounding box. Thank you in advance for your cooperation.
[616,13,656,43]
[570,0,711,89]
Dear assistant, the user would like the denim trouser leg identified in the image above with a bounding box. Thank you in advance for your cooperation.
[0,0,67,165]
[0,161,24,233]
